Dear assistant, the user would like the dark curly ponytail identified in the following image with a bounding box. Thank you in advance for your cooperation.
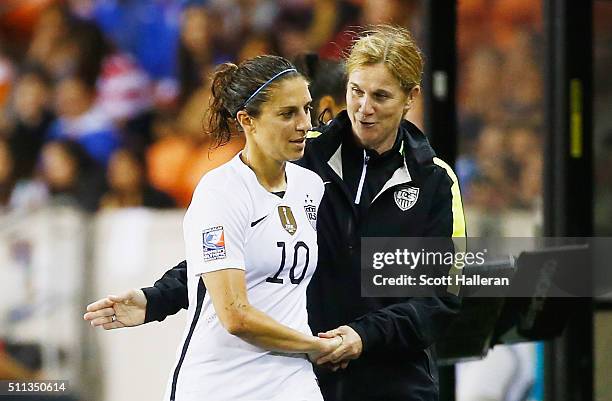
[208,63,239,146]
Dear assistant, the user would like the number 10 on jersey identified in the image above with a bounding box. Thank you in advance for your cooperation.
[266,242,310,285]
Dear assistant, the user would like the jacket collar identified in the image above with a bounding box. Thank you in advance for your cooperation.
[311,110,436,179]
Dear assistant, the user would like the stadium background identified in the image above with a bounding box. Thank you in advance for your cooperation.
[0,0,610,400]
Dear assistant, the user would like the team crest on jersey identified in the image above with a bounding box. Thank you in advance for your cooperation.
[394,186,419,211]
[202,226,226,261]
[277,206,297,235]
[304,195,317,230]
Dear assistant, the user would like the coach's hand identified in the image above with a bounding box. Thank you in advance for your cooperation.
[307,335,343,364]
[83,289,147,330]
[316,325,363,366]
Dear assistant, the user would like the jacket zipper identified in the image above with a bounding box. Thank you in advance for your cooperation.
[354,150,369,204]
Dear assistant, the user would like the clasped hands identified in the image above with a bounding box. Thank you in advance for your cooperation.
[313,325,363,372]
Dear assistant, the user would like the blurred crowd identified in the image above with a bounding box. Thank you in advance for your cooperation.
[0,0,424,215]
[594,2,612,235]
[0,0,555,217]
[455,0,544,212]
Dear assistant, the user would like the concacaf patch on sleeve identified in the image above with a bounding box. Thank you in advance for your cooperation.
[202,226,226,261]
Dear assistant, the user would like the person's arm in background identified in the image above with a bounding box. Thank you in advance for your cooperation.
[317,159,465,364]
[84,260,190,329]
[307,0,338,50]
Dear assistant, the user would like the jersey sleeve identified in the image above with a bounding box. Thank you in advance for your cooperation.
[183,185,249,276]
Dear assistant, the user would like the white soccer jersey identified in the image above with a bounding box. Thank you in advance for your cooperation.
[164,153,325,401]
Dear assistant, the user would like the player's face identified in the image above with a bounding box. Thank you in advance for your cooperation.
[346,63,411,154]
[251,77,313,162]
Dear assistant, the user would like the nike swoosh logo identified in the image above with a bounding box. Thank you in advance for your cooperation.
[250,215,268,227]
[323,181,332,185]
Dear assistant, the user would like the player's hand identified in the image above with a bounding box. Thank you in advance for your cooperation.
[315,325,363,366]
[83,289,147,330]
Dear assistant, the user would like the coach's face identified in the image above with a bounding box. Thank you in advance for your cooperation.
[347,63,418,154]
[251,77,313,162]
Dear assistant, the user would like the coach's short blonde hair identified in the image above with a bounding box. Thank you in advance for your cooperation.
[346,25,423,93]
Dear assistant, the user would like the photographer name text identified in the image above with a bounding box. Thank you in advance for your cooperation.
[372,274,510,287]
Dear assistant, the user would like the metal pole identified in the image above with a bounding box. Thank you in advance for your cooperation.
[543,1,594,400]
[422,2,458,400]
[423,0,457,166]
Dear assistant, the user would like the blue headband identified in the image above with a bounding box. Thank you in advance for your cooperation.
[241,68,297,109]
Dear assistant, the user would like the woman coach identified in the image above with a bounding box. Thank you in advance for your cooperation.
[85,25,466,401]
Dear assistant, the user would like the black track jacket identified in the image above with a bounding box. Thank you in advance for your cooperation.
[143,111,466,401]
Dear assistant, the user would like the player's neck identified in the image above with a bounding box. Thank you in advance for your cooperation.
[240,148,287,193]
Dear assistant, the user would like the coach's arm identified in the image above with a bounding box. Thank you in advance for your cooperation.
[318,158,465,363]
[142,260,190,323]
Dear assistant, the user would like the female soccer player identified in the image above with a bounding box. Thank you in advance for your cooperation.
[165,55,339,401]
[86,25,465,401]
